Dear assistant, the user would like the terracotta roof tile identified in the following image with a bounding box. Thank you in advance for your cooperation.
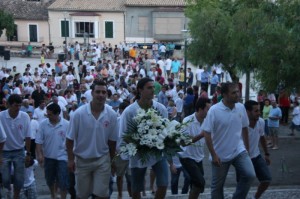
[48,0,126,11]
[125,0,186,6]
[0,0,54,20]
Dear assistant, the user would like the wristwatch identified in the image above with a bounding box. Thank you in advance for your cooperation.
[26,152,31,156]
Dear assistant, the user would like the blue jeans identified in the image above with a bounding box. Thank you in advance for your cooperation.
[211,151,256,199]
[2,149,25,190]
[44,158,69,191]
[170,166,190,194]
[131,158,169,193]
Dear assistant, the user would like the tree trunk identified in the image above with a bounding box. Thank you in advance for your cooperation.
[245,70,250,101]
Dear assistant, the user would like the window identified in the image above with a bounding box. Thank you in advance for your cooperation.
[138,17,148,31]
[105,21,113,38]
[61,20,69,37]
[154,18,181,34]
[75,22,94,38]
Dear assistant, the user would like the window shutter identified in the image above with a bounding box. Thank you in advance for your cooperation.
[105,21,113,38]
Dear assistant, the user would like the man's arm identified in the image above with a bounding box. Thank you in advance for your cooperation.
[25,137,31,154]
[192,131,204,143]
[66,138,75,172]
[203,131,221,167]
[260,136,271,165]
[108,140,116,161]
[0,141,5,165]
[35,144,44,167]
[242,127,250,152]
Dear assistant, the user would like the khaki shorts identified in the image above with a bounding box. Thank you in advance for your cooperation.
[75,154,111,198]
[269,127,279,136]
[113,156,129,177]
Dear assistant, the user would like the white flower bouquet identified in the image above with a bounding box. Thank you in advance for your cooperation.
[120,108,192,163]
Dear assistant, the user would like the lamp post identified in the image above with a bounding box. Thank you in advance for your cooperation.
[63,11,68,59]
[181,29,189,93]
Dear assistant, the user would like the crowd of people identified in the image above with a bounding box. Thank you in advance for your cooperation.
[0,40,296,199]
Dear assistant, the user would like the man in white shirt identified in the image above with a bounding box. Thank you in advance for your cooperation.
[66,80,118,199]
[202,82,256,199]
[33,100,47,124]
[244,100,271,199]
[165,58,172,78]
[289,101,300,136]
[27,111,39,159]
[119,78,168,199]
[179,97,211,199]
[84,72,94,87]
[66,71,75,87]
[195,67,204,87]
[159,43,166,58]
[0,94,31,199]
[61,60,69,73]
[36,103,70,199]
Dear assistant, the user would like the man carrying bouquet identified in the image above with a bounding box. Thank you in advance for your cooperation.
[119,77,168,199]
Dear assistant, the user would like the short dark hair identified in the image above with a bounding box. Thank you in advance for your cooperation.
[264,98,270,104]
[244,100,259,111]
[195,97,211,112]
[221,82,238,96]
[46,103,61,115]
[119,101,129,111]
[137,77,153,90]
[136,77,154,100]
[186,87,193,95]
[8,94,22,105]
[91,80,107,92]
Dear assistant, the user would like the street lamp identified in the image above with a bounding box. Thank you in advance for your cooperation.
[63,11,68,59]
[181,29,189,93]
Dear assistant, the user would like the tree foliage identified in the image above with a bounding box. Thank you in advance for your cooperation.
[0,9,15,38]
[186,0,300,93]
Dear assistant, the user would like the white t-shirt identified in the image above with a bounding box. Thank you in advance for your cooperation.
[83,89,93,103]
[87,65,96,73]
[33,107,47,124]
[24,160,38,187]
[165,59,172,71]
[30,119,39,140]
[13,87,22,95]
[67,103,118,159]
[292,106,300,125]
[159,45,166,53]
[45,67,52,75]
[0,110,31,150]
[66,74,75,85]
[119,100,168,168]
[0,122,7,143]
[196,69,204,81]
[179,113,205,162]
[85,75,94,86]
[175,98,183,113]
[22,76,32,84]
[202,101,249,162]
[58,96,68,107]
[108,85,116,95]
[55,76,62,85]
[61,62,69,73]
[248,118,265,158]
[36,118,69,160]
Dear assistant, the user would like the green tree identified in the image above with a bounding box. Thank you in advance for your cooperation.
[186,0,300,98]
[0,9,15,39]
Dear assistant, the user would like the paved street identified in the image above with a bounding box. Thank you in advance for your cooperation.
[1,57,299,198]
